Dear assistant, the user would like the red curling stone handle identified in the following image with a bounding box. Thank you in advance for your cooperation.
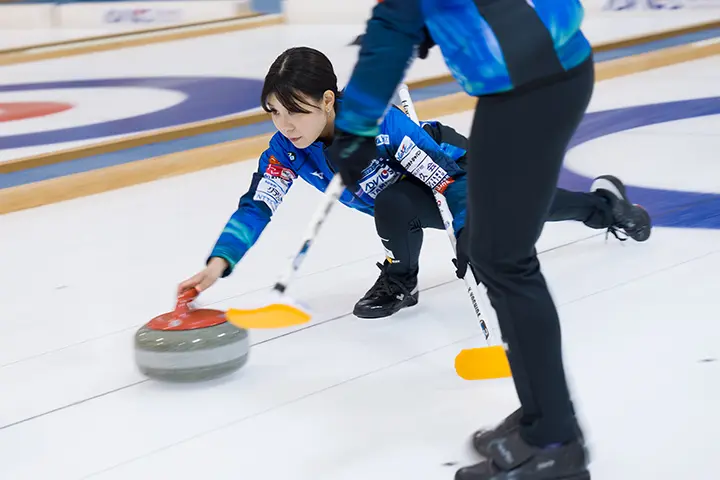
[175,288,199,316]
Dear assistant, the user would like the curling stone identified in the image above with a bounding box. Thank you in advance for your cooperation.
[134,288,249,382]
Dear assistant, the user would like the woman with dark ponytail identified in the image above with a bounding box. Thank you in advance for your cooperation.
[180,46,470,318]
[179,46,650,324]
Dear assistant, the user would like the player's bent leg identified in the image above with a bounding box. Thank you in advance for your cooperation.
[546,178,651,242]
[353,178,441,319]
[546,188,614,228]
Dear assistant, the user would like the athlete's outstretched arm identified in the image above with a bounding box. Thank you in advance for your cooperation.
[336,0,426,137]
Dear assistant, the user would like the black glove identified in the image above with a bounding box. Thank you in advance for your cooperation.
[418,26,436,60]
[326,129,378,186]
[452,228,469,279]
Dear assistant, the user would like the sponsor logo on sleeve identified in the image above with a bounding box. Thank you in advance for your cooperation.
[375,134,390,146]
[358,159,400,199]
[254,176,290,213]
[395,136,415,161]
[394,136,451,191]
[265,163,297,182]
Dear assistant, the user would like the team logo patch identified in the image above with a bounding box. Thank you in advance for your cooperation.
[436,177,455,194]
[395,136,415,161]
[265,163,297,182]
[358,159,400,199]
[375,134,390,146]
[384,246,400,264]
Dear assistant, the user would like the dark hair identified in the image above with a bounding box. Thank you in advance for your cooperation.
[261,47,340,115]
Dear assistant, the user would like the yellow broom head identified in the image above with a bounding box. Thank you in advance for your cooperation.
[226,303,311,329]
[225,291,312,329]
[454,345,512,380]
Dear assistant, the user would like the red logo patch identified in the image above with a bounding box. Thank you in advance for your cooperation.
[436,177,455,194]
[266,164,296,181]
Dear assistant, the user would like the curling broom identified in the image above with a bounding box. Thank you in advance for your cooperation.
[396,83,511,381]
[225,174,345,329]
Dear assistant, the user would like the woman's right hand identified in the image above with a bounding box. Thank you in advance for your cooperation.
[177,257,228,296]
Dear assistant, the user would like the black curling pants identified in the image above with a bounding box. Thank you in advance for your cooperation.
[373,175,445,277]
[464,55,595,447]
[547,188,614,229]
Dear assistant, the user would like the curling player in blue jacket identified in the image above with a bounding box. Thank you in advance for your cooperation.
[323,1,652,478]
[179,47,650,333]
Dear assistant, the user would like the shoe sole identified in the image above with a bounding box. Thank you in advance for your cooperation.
[590,174,627,201]
[353,295,419,320]
[536,472,590,480]
[455,468,590,480]
[472,429,590,463]
[630,205,652,242]
[560,472,591,480]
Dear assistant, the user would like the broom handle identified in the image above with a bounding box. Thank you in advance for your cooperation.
[396,83,501,346]
[273,174,345,294]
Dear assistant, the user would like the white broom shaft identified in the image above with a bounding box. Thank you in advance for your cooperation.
[275,174,345,292]
[396,84,500,346]
[397,85,458,248]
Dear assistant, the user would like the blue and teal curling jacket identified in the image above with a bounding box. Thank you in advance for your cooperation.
[336,0,593,137]
[208,105,469,276]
